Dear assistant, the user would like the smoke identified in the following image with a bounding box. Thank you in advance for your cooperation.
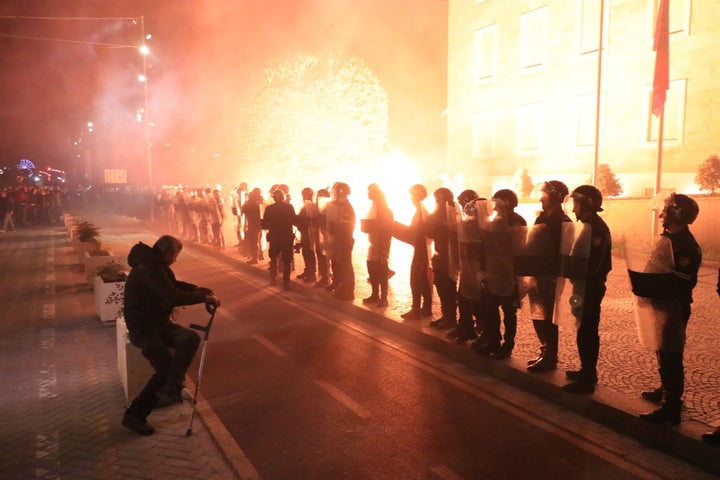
[0,0,447,186]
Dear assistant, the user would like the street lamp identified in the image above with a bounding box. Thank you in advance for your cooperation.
[139,16,152,186]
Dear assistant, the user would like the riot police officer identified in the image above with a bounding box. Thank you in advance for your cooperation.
[526,180,571,372]
[639,193,701,424]
[561,185,612,393]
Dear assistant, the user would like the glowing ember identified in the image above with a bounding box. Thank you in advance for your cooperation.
[237,52,389,193]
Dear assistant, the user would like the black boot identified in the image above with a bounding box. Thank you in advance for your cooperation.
[641,386,663,404]
[702,427,720,445]
[122,411,155,435]
[639,401,682,426]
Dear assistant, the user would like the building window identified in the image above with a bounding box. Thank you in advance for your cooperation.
[519,7,547,71]
[577,0,609,55]
[517,103,544,153]
[650,0,691,37]
[474,25,497,84]
[575,92,606,148]
[645,78,686,143]
[472,111,496,159]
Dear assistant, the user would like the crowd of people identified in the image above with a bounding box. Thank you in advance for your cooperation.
[58,179,716,443]
[0,185,68,231]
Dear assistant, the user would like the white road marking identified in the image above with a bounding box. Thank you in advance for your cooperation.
[315,380,372,419]
[42,304,55,320]
[252,334,287,357]
[431,465,465,480]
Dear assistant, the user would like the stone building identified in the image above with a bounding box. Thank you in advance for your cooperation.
[446,0,720,197]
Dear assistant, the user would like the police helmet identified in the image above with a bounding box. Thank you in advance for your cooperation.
[457,189,479,207]
[301,187,314,200]
[492,189,519,209]
[571,185,603,212]
[332,182,351,196]
[271,189,285,202]
[663,193,699,225]
[542,180,569,204]
[409,184,427,200]
[433,187,454,204]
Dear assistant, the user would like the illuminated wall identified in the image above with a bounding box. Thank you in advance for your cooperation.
[447,0,720,197]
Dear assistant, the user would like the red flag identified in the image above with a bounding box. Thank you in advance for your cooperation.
[652,0,669,116]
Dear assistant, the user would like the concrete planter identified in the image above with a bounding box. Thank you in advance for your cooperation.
[84,251,114,284]
[75,240,99,264]
[93,275,124,324]
[116,316,153,403]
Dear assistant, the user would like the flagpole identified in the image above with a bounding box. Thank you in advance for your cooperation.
[654,111,664,197]
[650,0,669,239]
[592,0,605,186]
[652,110,664,238]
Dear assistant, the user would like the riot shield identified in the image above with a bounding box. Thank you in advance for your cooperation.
[457,199,487,301]
[625,236,683,351]
[511,224,553,321]
[317,198,334,257]
[446,203,461,283]
[553,222,591,331]
[480,199,516,297]
[302,199,319,247]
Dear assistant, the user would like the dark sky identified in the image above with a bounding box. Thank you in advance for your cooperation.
[0,1,448,185]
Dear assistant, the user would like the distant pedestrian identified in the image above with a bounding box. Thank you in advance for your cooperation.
[0,190,15,232]
[639,193,701,425]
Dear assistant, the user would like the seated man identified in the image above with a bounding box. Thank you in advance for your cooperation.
[122,235,220,435]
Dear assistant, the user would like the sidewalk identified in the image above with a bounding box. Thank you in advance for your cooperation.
[0,225,240,480]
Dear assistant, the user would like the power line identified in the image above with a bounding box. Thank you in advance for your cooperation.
[0,32,136,48]
[0,15,139,22]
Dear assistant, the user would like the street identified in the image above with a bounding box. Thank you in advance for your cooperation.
[169,241,714,479]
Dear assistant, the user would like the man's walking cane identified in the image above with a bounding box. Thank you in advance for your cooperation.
[185,304,217,437]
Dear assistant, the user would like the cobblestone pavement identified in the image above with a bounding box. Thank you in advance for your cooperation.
[0,226,239,480]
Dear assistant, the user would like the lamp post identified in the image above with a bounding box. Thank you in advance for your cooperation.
[139,16,152,186]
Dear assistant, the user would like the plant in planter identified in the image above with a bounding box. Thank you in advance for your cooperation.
[95,259,128,283]
[93,259,127,324]
[75,221,101,245]
[73,221,102,263]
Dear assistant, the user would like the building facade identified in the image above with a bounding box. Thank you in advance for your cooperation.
[446,0,720,197]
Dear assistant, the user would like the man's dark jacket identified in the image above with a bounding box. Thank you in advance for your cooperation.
[123,242,207,334]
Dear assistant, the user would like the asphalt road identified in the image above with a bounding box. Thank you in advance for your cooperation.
[167,244,716,480]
